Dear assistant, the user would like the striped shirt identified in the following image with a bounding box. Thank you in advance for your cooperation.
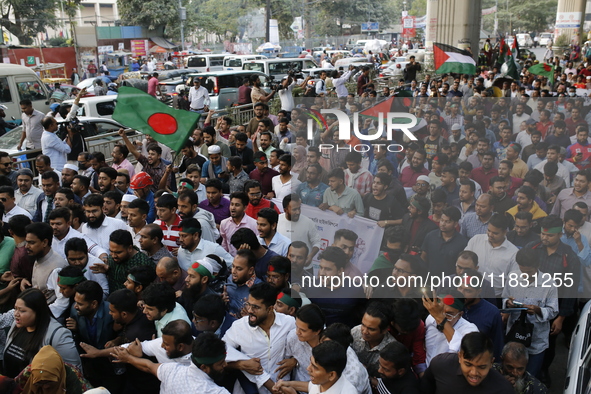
[154,214,182,252]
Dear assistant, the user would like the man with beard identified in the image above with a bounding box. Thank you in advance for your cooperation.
[471,152,498,193]
[223,283,294,393]
[319,167,364,218]
[230,132,255,173]
[278,194,321,266]
[245,180,281,219]
[49,208,107,261]
[371,341,420,394]
[272,153,300,202]
[199,126,231,159]
[552,170,591,218]
[506,211,540,248]
[177,190,218,242]
[22,222,68,300]
[179,259,217,316]
[230,228,277,281]
[265,256,290,290]
[401,195,438,249]
[80,194,128,251]
[111,332,230,393]
[257,208,290,256]
[0,151,17,188]
[507,186,548,222]
[90,229,154,292]
[61,163,78,189]
[421,332,513,393]
[249,152,279,199]
[97,167,119,194]
[297,163,328,208]
[488,176,517,215]
[32,171,60,223]
[139,224,173,265]
[119,129,175,192]
[176,218,231,271]
[176,140,206,177]
[71,175,91,202]
[225,249,262,319]
[115,172,132,195]
[15,168,43,216]
[400,149,430,187]
[493,342,548,394]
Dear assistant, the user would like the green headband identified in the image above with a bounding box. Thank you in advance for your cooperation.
[541,226,562,234]
[178,181,194,190]
[268,265,289,275]
[181,227,200,234]
[192,352,225,365]
[58,275,85,286]
[191,262,213,279]
[277,292,299,308]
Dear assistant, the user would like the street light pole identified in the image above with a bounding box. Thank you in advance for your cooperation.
[179,0,186,51]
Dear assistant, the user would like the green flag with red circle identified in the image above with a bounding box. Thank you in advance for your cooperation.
[112,86,200,152]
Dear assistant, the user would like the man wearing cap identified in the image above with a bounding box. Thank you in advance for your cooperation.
[177,218,231,271]
[61,164,78,189]
[130,172,156,224]
[41,116,72,172]
[423,289,479,366]
[201,145,228,184]
[15,168,43,216]
[118,128,174,193]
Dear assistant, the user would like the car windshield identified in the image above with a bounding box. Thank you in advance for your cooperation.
[0,126,23,150]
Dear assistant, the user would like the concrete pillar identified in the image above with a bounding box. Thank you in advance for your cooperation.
[554,0,586,45]
[425,0,482,53]
[95,3,101,25]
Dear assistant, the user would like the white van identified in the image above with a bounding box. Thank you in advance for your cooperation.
[184,54,226,72]
[223,55,266,71]
[0,63,51,121]
[242,58,318,79]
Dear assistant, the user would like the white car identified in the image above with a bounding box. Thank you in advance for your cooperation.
[517,34,534,48]
[539,33,553,47]
[564,299,591,394]
[61,95,118,119]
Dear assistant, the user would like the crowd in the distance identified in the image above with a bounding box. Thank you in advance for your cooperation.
[2,54,591,393]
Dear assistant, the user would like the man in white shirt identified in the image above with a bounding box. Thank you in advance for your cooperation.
[188,78,210,114]
[315,71,328,96]
[0,186,32,221]
[272,153,300,203]
[332,66,355,98]
[223,282,296,393]
[257,208,290,256]
[278,76,297,112]
[177,218,232,271]
[48,207,107,261]
[80,194,128,251]
[111,331,230,394]
[41,116,71,172]
[277,194,320,266]
[15,168,43,216]
[534,144,571,187]
[273,341,358,394]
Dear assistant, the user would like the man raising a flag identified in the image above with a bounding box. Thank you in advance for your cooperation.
[112,87,202,192]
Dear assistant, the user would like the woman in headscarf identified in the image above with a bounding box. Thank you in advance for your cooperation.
[18,345,92,393]
[291,145,307,174]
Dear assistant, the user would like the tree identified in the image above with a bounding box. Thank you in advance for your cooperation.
[118,0,178,31]
[480,0,556,34]
[0,0,60,45]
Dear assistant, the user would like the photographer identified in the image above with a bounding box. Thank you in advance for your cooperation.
[332,65,356,98]
[278,73,310,113]
[250,74,276,104]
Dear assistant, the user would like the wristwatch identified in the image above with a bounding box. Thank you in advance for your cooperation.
[436,320,447,332]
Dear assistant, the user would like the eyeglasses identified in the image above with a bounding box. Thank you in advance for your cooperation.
[416,183,429,188]
[248,192,262,197]
[445,311,461,321]
[192,314,207,324]
[244,302,262,311]
[393,266,411,275]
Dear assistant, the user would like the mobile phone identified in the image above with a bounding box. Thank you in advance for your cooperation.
[513,301,524,307]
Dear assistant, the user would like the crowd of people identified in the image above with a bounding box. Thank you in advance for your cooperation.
[3,50,591,393]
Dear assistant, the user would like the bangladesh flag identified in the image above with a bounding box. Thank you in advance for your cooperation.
[528,63,555,85]
[433,43,476,75]
[112,86,201,152]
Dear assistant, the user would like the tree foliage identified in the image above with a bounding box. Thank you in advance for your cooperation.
[481,0,557,34]
[118,0,178,31]
[311,0,397,37]
[0,0,61,45]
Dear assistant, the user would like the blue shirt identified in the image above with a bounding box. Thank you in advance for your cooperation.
[562,230,591,293]
[460,212,490,239]
[297,182,328,207]
[145,190,156,224]
[225,275,263,319]
[462,299,505,360]
[201,160,224,179]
